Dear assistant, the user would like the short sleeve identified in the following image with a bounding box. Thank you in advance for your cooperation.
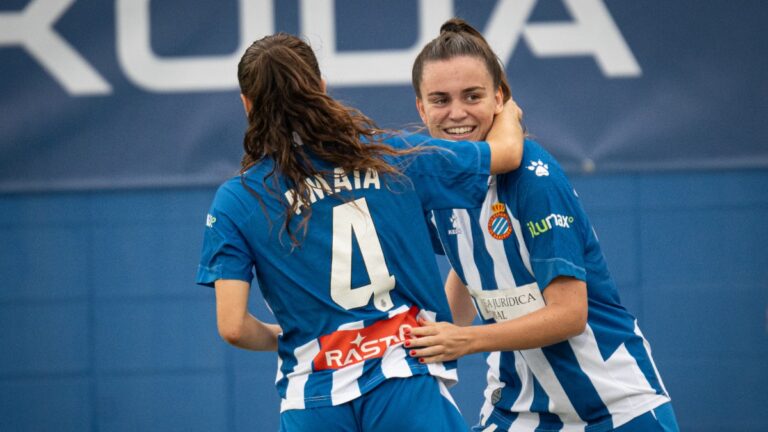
[195,186,254,287]
[391,134,492,210]
[516,166,588,290]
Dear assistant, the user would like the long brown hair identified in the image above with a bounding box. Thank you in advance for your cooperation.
[237,33,417,247]
[412,17,511,102]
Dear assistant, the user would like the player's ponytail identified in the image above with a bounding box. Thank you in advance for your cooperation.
[412,17,510,102]
[236,33,419,247]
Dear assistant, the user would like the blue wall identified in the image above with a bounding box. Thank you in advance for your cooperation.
[1,169,767,431]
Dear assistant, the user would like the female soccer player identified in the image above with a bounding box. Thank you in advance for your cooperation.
[196,33,524,431]
[406,19,680,432]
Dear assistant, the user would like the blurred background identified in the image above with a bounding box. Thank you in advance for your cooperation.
[1,0,766,430]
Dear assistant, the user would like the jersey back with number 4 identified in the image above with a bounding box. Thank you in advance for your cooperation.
[197,135,492,411]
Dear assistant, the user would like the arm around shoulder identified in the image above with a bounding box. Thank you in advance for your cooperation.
[486,99,524,175]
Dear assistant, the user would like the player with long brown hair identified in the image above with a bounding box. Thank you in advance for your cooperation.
[197,32,524,431]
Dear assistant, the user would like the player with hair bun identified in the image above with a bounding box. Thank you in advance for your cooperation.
[197,32,524,431]
[407,18,680,432]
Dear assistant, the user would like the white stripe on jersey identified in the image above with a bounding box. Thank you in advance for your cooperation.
[381,341,411,377]
[568,324,670,429]
[418,309,459,385]
[381,305,413,378]
[480,180,518,287]
[281,338,320,411]
[508,211,533,275]
[452,208,484,289]
[480,352,505,422]
[331,320,366,405]
[518,349,586,427]
[509,412,543,431]
[509,352,535,413]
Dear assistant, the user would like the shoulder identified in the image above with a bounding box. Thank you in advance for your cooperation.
[515,140,569,187]
[495,140,576,208]
[209,174,258,220]
[213,175,245,203]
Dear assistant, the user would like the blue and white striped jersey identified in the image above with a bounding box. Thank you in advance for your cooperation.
[430,140,670,431]
[197,135,491,411]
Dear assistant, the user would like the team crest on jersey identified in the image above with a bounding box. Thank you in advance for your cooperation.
[487,203,512,240]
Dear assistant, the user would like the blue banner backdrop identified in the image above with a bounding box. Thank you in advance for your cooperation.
[1,0,766,192]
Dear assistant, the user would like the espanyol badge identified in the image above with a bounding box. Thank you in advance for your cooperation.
[487,202,512,240]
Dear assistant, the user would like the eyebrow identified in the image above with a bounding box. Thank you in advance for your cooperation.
[461,86,486,93]
[426,86,487,97]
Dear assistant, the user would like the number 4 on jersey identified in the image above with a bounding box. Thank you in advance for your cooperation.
[330,198,395,312]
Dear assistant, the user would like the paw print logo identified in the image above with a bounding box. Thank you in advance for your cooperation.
[527,160,549,177]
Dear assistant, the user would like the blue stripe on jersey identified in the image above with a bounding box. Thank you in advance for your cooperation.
[431,210,467,284]
[500,226,537,286]
[624,334,666,396]
[496,351,522,408]
[531,377,564,431]
[467,209,498,290]
[360,356,383,392]
[303,368,333,408]
[542,342,612,429]
[276,350,297,400]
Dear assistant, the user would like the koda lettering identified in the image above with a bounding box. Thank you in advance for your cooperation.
[2,0,639,95]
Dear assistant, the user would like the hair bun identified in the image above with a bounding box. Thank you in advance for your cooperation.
[440,18,471,35]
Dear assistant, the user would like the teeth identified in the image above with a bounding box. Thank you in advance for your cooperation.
[445,126,474,135]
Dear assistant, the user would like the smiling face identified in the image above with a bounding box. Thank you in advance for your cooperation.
[416,55,504,142]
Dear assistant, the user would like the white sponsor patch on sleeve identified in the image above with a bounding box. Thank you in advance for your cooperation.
[469,283,545,322]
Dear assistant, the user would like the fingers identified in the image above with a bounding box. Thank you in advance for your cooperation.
[408,323,437,338]
[501,98,523,121]
[404,344,446,364]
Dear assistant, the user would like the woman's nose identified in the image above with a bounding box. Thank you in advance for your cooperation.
[447,103,468,121]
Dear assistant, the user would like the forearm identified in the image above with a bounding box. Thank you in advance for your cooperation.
[408,277,587,362]
[445,270,476,326]
[463,302,585,354]
[227,313,281,351]
[487,99,524,174]
[215,279,280,351]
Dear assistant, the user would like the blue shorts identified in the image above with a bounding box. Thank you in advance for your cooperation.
[280,375,468,432]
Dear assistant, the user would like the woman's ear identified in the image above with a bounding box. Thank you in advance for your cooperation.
[415,98,428,125]
[493,87,504,115]
[240,94,253,116]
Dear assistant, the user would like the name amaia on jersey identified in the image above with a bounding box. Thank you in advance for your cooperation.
[284,167,381,215]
